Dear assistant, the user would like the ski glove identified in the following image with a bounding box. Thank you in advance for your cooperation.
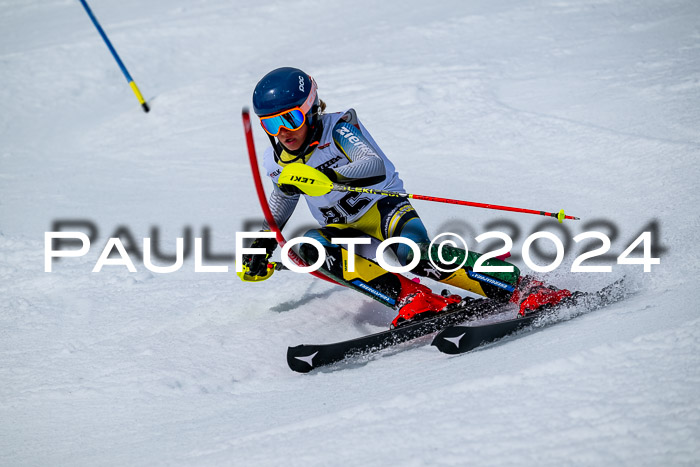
[277,182,303,196]
[320,168,339,182]
[242,236,278,277]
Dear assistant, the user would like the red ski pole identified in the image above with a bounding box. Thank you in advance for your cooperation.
[279,163,580,223]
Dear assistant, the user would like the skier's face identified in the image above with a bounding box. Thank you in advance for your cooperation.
[278,123,309,152]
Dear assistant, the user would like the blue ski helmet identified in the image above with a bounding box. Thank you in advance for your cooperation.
[252,67,319,125]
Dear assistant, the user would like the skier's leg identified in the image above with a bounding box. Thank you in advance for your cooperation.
[399,228,570,314]
[297,198,564,324]
[410,240,521,302]
[375,198,521,302]
[375,198,572,314]
[298,226,450,306]
[298,226,461,326]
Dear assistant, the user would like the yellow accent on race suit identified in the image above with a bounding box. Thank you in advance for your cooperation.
[276,149,313,166]
[326,202,381,239]
[387,204,415,238]
[326,199,416,242]
[333,139,354,163]
[340,247,388,282]
[327,201,491,297]
[439,269,487,297]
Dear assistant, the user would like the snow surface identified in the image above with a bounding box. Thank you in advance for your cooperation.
[1,0,699,465]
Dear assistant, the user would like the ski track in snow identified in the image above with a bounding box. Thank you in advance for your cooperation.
[1,0,699,465]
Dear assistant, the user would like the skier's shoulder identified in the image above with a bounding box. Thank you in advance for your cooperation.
[319,108,362,129]
[327,108,378,153]
[338,108,360,126]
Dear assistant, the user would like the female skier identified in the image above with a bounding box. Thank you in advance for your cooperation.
[241,67,571,327]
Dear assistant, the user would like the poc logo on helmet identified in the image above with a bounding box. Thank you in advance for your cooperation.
[298,75,305,92]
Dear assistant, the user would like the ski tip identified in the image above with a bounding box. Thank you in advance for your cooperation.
[242,106,250,115]
[431,328,468,355]
[431,338,462,355]
[287,345,319,373]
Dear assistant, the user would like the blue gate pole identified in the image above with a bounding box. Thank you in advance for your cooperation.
[78,0,150,112]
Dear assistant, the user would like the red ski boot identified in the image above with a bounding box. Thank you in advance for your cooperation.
[510,276,572,316]
[391,276,461,328]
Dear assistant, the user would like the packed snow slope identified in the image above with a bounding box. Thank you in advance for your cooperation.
[1,0,699,465]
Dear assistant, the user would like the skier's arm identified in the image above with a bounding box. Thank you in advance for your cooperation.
[327,112,386,187]
[243,185,298,278]
[261,184,300,231]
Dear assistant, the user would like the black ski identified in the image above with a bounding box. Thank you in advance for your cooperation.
[432,278,629,355]
[287,298,506,373]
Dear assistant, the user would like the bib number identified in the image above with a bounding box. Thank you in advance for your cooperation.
[320,192,371,224]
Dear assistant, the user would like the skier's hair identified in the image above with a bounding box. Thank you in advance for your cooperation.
[319,99,327,114]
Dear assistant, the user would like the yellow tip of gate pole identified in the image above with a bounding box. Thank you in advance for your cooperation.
[129,81,150,113]
[79,0,150,113]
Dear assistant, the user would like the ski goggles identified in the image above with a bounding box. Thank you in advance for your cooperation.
[259,107,307,136]
[259,77,318,137]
